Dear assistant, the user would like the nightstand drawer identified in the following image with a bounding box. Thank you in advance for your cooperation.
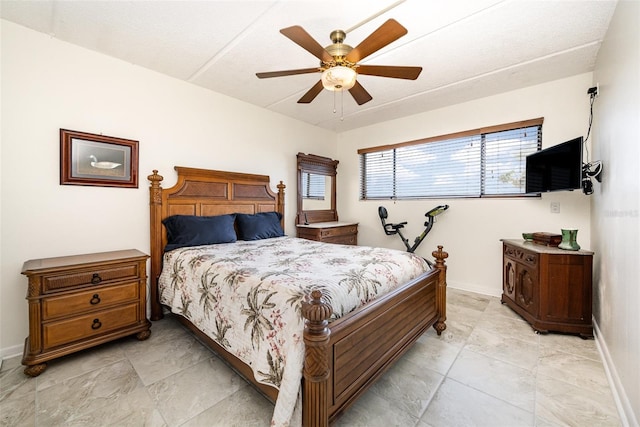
[43,303,139,349]
[42,282,139,320]
[320,225,357,238]
[324,235,357,245]
[297,222,358,246]
[43,264,140,293]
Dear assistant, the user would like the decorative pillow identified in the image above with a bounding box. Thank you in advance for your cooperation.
[236,211,284,241]
[163,214,237,251]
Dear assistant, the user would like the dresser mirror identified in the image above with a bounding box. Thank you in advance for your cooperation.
[301,173,331,211]
[296,153,338,224]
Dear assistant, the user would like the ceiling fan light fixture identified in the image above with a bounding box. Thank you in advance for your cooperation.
[321,66,356,91]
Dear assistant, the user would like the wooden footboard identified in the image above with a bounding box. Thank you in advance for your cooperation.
[302,246,448,426]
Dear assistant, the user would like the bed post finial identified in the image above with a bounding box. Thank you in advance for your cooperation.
[148,170,163,202]
[432,245,448,335]
[301,290,332,427]
[148,170,164,321]
[432,245,448,267]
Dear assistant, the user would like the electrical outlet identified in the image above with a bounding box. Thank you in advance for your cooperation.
[550,202,560,213]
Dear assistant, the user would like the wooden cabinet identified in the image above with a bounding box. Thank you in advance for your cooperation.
[21,249,151,376]
[296,222,358,245]
[501,239,593,338]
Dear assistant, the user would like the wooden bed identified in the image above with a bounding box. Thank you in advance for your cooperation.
[148,166,448,427]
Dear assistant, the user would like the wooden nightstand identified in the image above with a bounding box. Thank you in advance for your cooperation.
[296,221,358,245]
[21,249,151,376]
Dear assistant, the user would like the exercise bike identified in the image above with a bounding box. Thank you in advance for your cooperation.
[378,204,449,255]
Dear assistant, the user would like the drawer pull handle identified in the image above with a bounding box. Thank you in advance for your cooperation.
[91,273,102,285]
[91,319,102,330]
[90,294,101,305]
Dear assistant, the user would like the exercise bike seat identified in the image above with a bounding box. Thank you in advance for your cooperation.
[378,206,407,235]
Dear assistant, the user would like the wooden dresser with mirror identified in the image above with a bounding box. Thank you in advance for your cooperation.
[295,152,358,245]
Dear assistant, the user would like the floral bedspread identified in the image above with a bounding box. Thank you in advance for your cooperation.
[158,236,430,426]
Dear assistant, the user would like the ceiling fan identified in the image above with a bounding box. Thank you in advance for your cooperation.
[256,19,422,106]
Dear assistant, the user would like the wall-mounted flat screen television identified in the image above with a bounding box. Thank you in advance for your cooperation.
[525,137,583,193]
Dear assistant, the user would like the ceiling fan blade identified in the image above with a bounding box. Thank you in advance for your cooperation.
[346,19,408,63]
[256,67,321,79]
[298,80,324,104]
[356,65,422,80]
[349,81,373,105]
[280,26,333,63]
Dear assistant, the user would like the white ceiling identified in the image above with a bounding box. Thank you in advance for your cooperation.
[1,0,617,132]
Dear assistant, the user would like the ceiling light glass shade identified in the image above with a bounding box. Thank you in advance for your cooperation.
[321,66,357,91]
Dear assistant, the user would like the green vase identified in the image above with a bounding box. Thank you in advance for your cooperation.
[558,228,580,250]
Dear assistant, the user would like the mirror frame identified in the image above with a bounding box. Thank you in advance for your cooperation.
[296,152,338,225]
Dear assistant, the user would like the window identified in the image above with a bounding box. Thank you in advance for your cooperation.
[359,118,543,199]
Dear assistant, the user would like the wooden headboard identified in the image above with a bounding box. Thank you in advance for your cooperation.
[148,166,285,320]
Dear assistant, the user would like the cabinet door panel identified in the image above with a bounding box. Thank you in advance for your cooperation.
[503,259,516,299]
[516,264,538,316]
[544,261,591,323]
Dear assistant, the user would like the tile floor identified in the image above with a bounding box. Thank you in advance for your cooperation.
[1,289,621,427]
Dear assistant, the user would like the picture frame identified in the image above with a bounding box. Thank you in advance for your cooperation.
[60,129,139,188]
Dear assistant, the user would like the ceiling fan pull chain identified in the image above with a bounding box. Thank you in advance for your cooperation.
[341,91,345,121]
[333,90,337,114]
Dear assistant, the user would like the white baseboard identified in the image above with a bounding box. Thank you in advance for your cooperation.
[593,318,638,427]
[447,280,502,298]
[1,344,23,363]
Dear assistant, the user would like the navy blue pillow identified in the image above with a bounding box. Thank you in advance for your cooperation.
[236,212,284,241]
[163,214,237,251]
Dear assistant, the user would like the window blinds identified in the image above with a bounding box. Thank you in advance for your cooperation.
[359,119,543,199]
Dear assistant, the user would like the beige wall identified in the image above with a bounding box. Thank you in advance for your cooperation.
[0,20,337,355]
[337,74,593,297]
[591,1,640,424]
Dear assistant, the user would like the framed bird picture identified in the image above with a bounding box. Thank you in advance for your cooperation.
[60,129,139,188]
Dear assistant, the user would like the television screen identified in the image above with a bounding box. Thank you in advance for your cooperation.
[525,137,583,193]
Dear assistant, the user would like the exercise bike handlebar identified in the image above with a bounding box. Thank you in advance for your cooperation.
[425,204,449,218]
